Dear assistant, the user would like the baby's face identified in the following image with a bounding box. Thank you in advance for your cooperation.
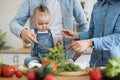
[34,11,50,31]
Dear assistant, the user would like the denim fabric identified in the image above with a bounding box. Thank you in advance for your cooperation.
[32,29,54,56]
[9,0,88,60]
[24,29,54,66]
[80,0,120,67]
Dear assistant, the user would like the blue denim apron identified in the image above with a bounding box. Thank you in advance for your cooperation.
[31,29,54,57]
[24,29,54,66]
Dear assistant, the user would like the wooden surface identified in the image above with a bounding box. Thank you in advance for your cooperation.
[0,75,90,80]
[0,47,30,54]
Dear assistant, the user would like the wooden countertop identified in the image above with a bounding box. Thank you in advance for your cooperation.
[0,75,90,80]
[0,47,31,54]
[0,47,92,54]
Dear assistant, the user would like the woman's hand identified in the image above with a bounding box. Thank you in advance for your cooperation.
[21,29,38,43]
[69,39,92,53]
[61,29,79,39]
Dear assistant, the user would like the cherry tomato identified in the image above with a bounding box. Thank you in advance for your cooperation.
[44,74,55,80]
[15,70,23,78]
[3,65,15,77]
[27,71,36,80]
[89,67,102,80]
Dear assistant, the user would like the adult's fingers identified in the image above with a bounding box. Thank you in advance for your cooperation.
[28,33,38,43]
[69,41,78,49]
[70,44,80,51]
[76,49,82,54]
[61,29,72,39]
[25,36,33,43]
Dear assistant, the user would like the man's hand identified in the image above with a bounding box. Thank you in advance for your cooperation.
[61,29,79,39]
[21,29,38,43]
[69,39,92,53]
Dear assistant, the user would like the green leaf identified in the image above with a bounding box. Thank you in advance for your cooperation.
[0,29,11,50]
[106,56,120,77]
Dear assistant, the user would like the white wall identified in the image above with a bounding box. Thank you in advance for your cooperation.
[0,0,26,49]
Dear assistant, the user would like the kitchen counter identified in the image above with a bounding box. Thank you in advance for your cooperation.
[0,47,31,54]
[0,75,90,80]
[0,48,31,65]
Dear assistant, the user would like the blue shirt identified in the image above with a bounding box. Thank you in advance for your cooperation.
[80,0,120,67]
[9,0,88,59]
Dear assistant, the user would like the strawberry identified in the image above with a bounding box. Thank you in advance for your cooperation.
[15,70,23,78]
[89,67,102,80]
[44,74,55,80]
[27,71,36,80]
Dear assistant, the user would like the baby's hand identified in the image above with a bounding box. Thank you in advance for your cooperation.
[56,39,63,46]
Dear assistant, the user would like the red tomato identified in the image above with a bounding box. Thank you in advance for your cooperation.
[15,70,23,78]
[27,71,36,80]
[0,67,2,76]
[44,74,55,80]
[3,66,15,77]
[89,67,102,80]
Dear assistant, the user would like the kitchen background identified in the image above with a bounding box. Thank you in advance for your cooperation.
[0,0,96,67]
[0,0,96,49]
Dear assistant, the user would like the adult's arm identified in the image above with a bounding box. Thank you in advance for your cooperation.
[80,12,120,51]
[79,8,95,40]
[9,0,30,38]
[92,15,120,51]
[73,0,88,32]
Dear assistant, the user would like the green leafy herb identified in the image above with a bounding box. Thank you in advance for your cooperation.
[43,45,81,72]
[43,45,65,63]
[0,29,11,50]
[106,56,120,77]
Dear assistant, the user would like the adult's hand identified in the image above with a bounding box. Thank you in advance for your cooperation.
[69,39,92,53]
[21,29,38,43]
[61,29,79,39]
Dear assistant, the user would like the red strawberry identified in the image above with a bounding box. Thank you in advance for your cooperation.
[89,67,102,80]
[27,71,36,80]
[44,74,55,80]
[15,70,23,78]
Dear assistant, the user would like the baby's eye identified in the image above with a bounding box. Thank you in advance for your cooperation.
[45,23,49,25]
[38,23,43,25]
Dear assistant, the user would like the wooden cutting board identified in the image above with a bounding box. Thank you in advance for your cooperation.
[59,71,88,77]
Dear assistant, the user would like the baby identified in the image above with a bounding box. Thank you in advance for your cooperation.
[24,5,62,68]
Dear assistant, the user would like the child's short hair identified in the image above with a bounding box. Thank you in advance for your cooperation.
[34,5,50,16]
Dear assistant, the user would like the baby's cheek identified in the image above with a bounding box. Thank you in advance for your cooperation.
[47,25,50,29]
